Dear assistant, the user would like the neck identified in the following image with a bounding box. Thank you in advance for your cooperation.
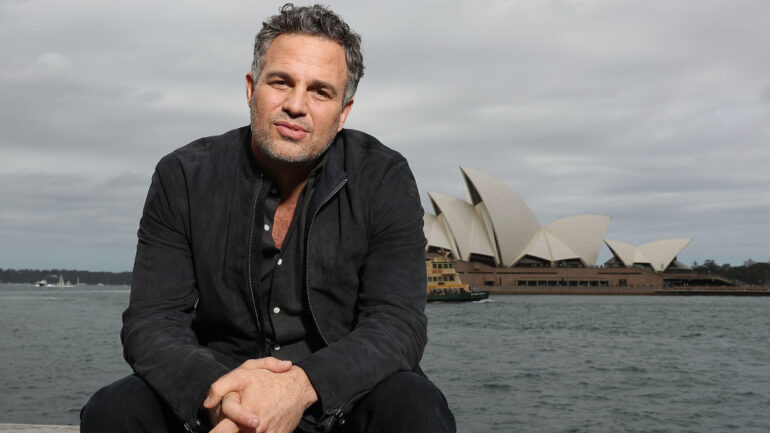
[251,140,315,200]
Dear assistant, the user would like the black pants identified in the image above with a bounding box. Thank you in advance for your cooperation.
[81,372,455,433]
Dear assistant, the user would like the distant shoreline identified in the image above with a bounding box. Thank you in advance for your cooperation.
[0,268,131,286]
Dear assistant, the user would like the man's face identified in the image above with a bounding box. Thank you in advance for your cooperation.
[247,33,353,164]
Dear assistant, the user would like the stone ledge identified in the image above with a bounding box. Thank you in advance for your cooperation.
[0,425,78,433]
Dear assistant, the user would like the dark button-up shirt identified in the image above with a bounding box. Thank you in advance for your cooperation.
[257,158,326,361]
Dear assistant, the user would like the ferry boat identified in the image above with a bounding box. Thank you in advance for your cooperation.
[426,256,489,302]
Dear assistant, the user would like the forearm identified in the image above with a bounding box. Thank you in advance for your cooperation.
[296,257,428,416]
[125,197,231,421]
[295,304,426,415]
[122,308,232,422]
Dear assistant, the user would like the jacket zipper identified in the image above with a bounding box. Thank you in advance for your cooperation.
[320,386,372,429]
[304,178,377,430]
[247,173,264,335]
[304,178,347,347]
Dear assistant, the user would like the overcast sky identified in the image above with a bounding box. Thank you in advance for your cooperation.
[1,0,768,272]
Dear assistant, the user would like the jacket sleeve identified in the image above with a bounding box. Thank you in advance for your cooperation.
[295,154,428,421]
[121,155,231,425]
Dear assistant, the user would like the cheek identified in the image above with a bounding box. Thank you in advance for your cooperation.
[312,107,342,132]
[251,90,280,115]
[251,99,275,127]
[248,96,260,118]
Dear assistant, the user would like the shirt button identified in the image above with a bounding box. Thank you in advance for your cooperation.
[270,188,278,195]
[273,344,281,351]
[273,306,281,314]
[264,224,270,231]
[277,258,283,266]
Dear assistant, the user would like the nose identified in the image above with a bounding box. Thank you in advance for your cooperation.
[282,87,308,118]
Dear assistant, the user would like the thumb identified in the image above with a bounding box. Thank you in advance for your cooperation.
[204,370,243,409]
[241,357,292,373]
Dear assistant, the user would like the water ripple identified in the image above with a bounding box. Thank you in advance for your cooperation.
[423,295,770,432]
[3,287,770,431]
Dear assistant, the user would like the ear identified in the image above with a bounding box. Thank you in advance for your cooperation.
[245,73,255,102]
[337,99,354,132]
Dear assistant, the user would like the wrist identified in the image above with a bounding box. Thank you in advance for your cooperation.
[290,365,318,408]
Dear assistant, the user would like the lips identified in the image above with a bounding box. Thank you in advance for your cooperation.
[274,121,309,140]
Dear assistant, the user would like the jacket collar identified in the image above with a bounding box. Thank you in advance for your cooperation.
[238,126,263,181]
[309,131,348,216]
[238,125,348,210]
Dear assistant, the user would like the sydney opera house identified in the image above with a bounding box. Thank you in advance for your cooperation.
[422,167,710,292]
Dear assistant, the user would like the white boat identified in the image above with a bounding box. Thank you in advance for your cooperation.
[46,275,74,288]
[34,279,48,287]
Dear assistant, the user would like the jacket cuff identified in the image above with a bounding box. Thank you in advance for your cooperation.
[294,356,334,413]
[179,362,232,426]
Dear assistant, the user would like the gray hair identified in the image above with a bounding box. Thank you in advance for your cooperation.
[251,3,364,106]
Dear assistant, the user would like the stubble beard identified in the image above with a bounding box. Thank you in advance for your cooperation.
[250,103,338,164]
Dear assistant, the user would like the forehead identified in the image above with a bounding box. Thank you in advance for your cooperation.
[261,33,347,85]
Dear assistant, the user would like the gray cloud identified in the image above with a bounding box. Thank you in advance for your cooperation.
[761,86,770,103]
[1,0,768,270]
[0,172,148,270]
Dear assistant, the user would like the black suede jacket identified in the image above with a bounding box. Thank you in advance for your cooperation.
[121,126,428,429]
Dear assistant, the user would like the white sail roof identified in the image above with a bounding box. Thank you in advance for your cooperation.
[521,230,581,263]
[604,239,638,267]
[545,215,610,266]
[605,238,692,272]
[460,166,541,266]
[638,238,692,272]
[428,192,495,261]
[425,167,693,270]
[423,213,452,251]
[543,231,580,262]
[524,231,552,261]
[426,168,612,267]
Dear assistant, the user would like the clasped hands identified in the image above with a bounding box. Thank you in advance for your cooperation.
[203,357,318,433]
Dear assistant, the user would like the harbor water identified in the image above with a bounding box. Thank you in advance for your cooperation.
[1,284,769,432]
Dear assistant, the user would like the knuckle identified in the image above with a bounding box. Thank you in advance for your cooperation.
[235,370,250,382]
[223,393,238,407]
[218,419,237,433]
[210,383,225,398]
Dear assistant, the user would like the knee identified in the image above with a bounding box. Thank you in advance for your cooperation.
[80,375,170,433]
[374,372,448,414]
[347,372,455,433]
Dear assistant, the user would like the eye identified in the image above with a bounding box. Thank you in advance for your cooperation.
[269,79,288,88]
[313,89,331,99]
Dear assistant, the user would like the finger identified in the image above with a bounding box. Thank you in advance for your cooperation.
[204,370,246,408]
[209,417,241,433]
[242,357,292,373]
[221,392,260,429]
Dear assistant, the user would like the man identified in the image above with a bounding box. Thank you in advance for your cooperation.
[81,4,455,433]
